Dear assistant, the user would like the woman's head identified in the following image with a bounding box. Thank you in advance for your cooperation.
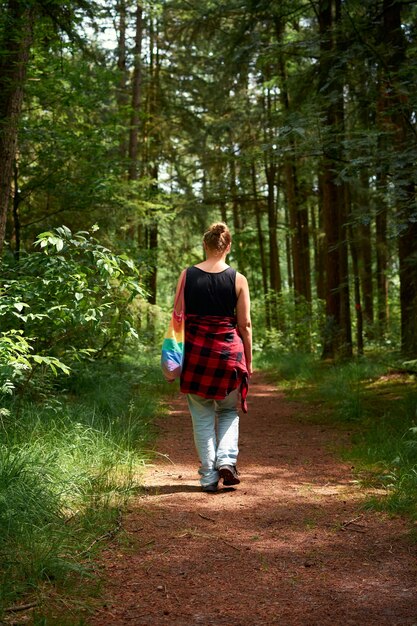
[203,222,231,254]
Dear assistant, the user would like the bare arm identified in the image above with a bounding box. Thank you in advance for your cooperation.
[236,272,252,375]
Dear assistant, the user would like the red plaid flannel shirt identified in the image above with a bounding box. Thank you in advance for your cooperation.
[180,314,248,412]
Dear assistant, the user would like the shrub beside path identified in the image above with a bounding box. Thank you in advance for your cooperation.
[91,373,417,625]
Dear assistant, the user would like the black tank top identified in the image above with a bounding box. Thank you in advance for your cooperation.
[184,266,237,316]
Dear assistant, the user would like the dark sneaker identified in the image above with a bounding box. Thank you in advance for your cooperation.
[202,482,218,493]
[219,465,240,486]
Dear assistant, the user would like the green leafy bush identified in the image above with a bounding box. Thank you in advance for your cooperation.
[0,226,144,399]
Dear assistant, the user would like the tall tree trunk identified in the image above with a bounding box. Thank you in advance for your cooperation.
[279,78,310,300]
[145,12,161,306]
[398,191,417,355]
[229,138,245,273]
[319,0,352,359]
[265,162,281,328]
[349,228,364,356]
[266,165,281,293]
[220,201,227,223]
[116,0,129,161]
[284,156,311,302]
[12,162,21,260]
[375,67,390,339]
[382,0,417,356]
[347,182,364,355]
[354,63,376,338]
[0,1,35,255]
[147,173,159,306]
[128,2,143,181]
[375,169,389,338]
[275,15,311,303]
[262,87,281,327]
[284,202,293,290]
[316,172,326,301]
[357,172,374,334]
[251,161,270,328]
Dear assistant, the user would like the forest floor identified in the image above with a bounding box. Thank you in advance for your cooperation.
[90,373,417,626]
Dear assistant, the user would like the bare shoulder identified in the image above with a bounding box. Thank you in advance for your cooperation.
[235,271,248,297]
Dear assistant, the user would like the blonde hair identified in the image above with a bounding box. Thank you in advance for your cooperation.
[203,222,231,253]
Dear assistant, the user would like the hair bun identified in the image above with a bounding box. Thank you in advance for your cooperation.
[203,222,231,253]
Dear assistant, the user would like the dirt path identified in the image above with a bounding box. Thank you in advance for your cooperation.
[91,373,417,626]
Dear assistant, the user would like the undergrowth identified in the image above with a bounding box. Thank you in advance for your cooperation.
[351,386,417,519]
[0,350,170,621]
[254,350,318,387]
[258,349,417,522]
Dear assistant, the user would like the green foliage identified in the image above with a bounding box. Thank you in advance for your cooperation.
[0,353,164,616]
[0,226,144,400]
[0,329,70,402]
[18,17,177,262]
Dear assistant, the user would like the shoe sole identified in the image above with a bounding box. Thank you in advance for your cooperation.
[202,483,218,493]
[219,467,240,486]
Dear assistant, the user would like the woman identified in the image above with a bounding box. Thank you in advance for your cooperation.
[174,222,252,493]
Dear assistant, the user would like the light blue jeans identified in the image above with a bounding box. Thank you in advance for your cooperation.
[187,389,239,487]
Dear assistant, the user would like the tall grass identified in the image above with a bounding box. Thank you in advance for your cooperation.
[351,388,417,518]
[254,349,318,388]
[315,358,387,422]
[0,351,167,618]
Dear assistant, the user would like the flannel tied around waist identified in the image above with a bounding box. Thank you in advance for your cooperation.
[180,314,248,412]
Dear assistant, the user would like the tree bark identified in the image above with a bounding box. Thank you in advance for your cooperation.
[357,172,374,333]
[261,87,281,327]
[116,0,129,161]
[265,163,281,328]
[284,202,293,291]
[128,2,143,181]
[12,162,21,260]
[398,194,417,356]
[144,12,161,306]
[319,0,352,359]
[349,228,364,356]
[251,161,270,327]
[382,0,417,356]
[0,1,35,255]
[229,137,245,274]
[347,181,364,355]
[315,172,326,301]
[266,165,281,292]
[375,169,389,338]
[374,62,390,339]
[274,15,310,303]
[284,157,311,301]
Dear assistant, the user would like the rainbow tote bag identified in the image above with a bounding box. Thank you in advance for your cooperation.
[161,272,185,382]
